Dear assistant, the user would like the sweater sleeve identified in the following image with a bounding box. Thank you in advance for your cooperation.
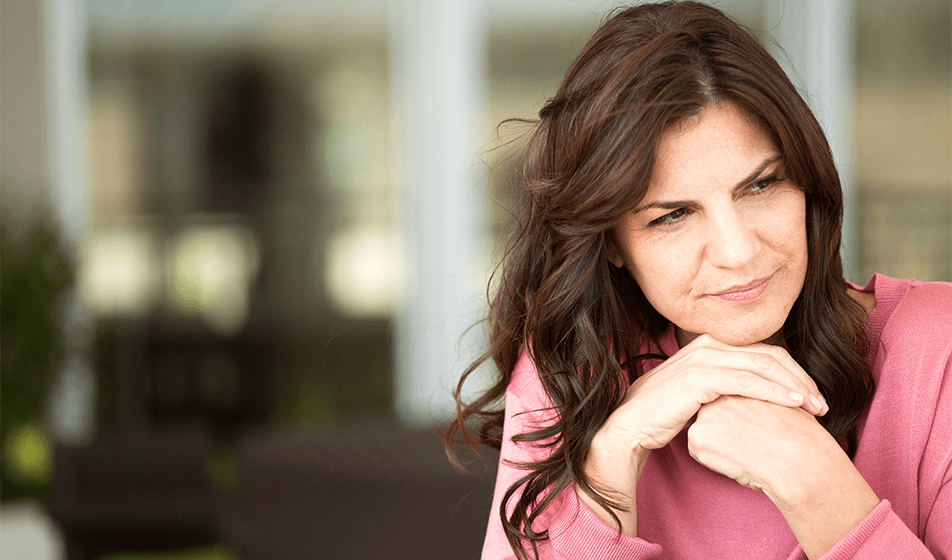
[784,498,948,560]
[481,351,663,560]
[787,279,952,560]
[810,341,952,560]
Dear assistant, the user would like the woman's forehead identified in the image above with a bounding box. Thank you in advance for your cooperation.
[645,103,780,195]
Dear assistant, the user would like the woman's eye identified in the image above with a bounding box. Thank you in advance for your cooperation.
[649,207,687,226]
[746,175,782,194]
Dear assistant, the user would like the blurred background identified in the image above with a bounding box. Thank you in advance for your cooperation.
[1,0,949,558]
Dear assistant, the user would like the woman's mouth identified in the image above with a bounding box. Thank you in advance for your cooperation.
[713,276,771,303]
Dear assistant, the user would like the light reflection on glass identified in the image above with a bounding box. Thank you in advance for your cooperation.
[167,223,260,335]
[78,227,160,316]
[324,223,404,318]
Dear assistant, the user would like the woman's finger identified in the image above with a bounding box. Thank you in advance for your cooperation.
[695,365,815,411]
[743,342,828,414]
[678,336,827,415]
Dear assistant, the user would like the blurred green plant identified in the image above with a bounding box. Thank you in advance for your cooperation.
[205,445,239,491]
[1,211,74,500]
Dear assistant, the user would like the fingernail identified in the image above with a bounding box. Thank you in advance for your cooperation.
[819,395,829,415]
[788,391,805,403]
[809,394,823,411]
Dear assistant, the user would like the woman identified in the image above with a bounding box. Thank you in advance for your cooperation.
[446,2,952,559]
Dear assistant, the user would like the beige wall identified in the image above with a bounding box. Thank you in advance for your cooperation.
[1,0,51,218]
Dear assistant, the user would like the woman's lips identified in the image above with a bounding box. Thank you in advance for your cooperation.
[713,276,771,303]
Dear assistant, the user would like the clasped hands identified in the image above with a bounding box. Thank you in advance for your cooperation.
[581,334,852,537]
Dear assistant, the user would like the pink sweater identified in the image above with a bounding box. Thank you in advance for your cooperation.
[482,275,952,559]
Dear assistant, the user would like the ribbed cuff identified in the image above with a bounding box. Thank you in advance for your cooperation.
[546,489,663,559]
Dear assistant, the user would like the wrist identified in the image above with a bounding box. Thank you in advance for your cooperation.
[585,422,651,483]
[576,422,651,536]
[764,443,880,559]
[591,417,653,465]
[760,431,852,508]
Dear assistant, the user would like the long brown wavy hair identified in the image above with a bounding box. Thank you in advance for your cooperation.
[445,2,874,558]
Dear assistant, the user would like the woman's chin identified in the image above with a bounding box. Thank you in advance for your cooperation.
[675,324,784,348]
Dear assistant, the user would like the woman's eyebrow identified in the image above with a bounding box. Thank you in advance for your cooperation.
[633,155,782,215]
[730,156,782,193]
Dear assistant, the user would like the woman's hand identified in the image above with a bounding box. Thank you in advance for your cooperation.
[603,334,827,452]
[687,395,829,494]
[578,334,827,536]
[687,396,880,559]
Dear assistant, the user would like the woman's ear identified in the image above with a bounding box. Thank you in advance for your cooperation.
[605,237,625,268]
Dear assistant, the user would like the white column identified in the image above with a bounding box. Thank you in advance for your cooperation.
[389,0,488,427]
[45,0,96,446]
[763,0,858,281]
[46,0,89,248]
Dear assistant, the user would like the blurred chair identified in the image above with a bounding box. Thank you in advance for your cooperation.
[47,427,221,560]
[223,422,497,559]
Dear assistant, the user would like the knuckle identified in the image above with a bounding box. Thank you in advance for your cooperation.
[686,367,715,393]
[691,334,718,349]
[772,345,792,360]
[752,352,774,370]
[775,381,793,397]
[735,370,756,388]
[687,444,701,462]
[692,346,716,363]
[682,369,706,396]
[686,426,707,461]
[682,367,699,385]
[687,421,700,441]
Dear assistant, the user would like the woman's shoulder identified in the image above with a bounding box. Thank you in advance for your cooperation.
[897,277,952,326]
[860,274,952,342]
[507,348,555,413]
[504,349,559,447]
[510,348,541,392]
[863,275,952,419]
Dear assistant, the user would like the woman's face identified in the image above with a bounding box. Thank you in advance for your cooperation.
[609,102,808,347]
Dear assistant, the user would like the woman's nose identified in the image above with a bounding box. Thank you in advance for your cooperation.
[704,208,760,269]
